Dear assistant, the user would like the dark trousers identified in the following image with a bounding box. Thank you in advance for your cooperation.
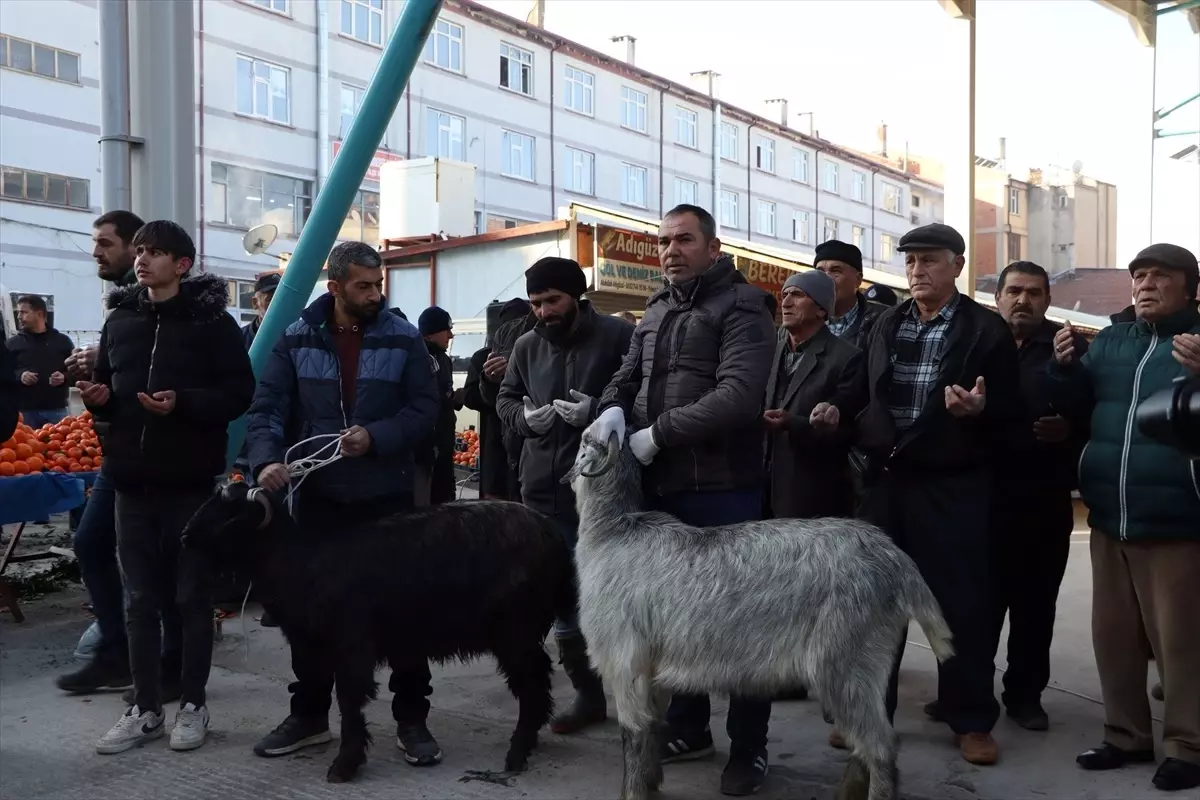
[75,472,182,662]
[115,488,213,711]
[287,490,432,725]
[545,509,581,638]
[862,469,1000,735]
[652,488,772,755]
[993,489,1074,708]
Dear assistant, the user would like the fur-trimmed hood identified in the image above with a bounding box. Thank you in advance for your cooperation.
[105,272,230,324]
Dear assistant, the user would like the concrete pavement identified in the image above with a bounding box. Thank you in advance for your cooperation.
[0,532,1173,800]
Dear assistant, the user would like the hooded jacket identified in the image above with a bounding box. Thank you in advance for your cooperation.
[87,273,256,491]
[7,326,76,410]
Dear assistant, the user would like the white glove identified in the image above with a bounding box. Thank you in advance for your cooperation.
[552,389,594,428]
[629,427,660,465]
[523,396,556,435]
[586,405,627,447]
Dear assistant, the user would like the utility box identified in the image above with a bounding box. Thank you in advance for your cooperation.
[379,157,476,241]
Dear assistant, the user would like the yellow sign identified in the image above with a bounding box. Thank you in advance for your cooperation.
[593,225,665,296]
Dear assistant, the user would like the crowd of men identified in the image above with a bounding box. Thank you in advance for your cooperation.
[1,202,1197,797]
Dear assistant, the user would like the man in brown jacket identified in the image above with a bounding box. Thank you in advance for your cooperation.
[591,204,777,797]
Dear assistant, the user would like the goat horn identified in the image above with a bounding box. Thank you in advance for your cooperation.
[580,433,620,478]
[247,487,274,530]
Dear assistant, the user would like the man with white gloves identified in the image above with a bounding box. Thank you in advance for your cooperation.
[495,257,633,736]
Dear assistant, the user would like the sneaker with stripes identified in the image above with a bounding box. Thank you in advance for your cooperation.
[658,726,715,763]
[720,748,768,796]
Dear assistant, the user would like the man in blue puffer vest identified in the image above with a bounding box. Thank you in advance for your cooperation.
[244,241,441,766]
[1048,242,1200,793]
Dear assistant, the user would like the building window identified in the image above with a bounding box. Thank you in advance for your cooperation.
[823,161,839,193]
[210,162,312,235]
[563,147,594,196]
[1007,232,1022,260]
[1056,192,1068,209]
[564,66,594,115]
[339,84,364,140]
[1,165,90,209]
[0,35,81,84]
[792,149,810,183]
[500,43,533,96]
[756,200,776,237]
[425,108,465,160]
[621,163,647,207]
[674,178,698,207]
[880,233,895,262]
[226,279,258,322]
[720,122,738,162]
[882,183,902,214]
[247,0,288,12]
[792,211,810,244]
[912,194,921,208]
[620,87,647,133]
[1008,187,1020,215]
[500,130,535,180]
[719,190,738,228]
[823,217,839,242]
[852,225,865,250]
[341,0,383,46]
[755,137,775,173]
[675,107,698,149]
[423,18,463,72]
[339,189,380,244]
[236,55,290,125]
[852,171,867,202]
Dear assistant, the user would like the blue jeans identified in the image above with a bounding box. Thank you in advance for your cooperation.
[73,471,182,661]
[20,408,68,428]
[652,488,772,755]
[547,510,581,638]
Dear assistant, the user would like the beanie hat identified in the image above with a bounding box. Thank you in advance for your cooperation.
[1128,243,1199,299]
[525,257,588,298]
[499,297,532,325]
[814,239,863,272]
[418,306,452,336]
[782,269,836,316]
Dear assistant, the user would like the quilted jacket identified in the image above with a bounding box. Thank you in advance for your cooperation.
[245,293,440,503]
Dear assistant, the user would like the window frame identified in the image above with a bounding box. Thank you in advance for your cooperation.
[0,165,90,209]
[756,200,777,237]
[719,122,739,163]
[499,42,534,97]
[719,189,739,228]
[792,210,810,244]
[244,0,290,15]
[563,65,595,116]
[852,224,865,250]
[675,106,699,149]
[423,18,464,73]
[235,54,291,126]
[674,177,698,207]
[500,130,536,181]
[339,83,366,140]
[425,108,465,161]
[823,217,839,242]
[620,163,648,208]
[209,162,313,235]
[881,183,902,214]
[340,0,385,46]
[754,136,775,173]
[823,161,839,194]
[0,34,81,85]
[851,171,867,203]
[620,86,648,134]
[880,233,895,262]
[563,147,595,196]
[1008,187,1020,215]
[792,149,810,184]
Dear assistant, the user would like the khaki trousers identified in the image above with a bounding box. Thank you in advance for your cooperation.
[1091,531,1200,764]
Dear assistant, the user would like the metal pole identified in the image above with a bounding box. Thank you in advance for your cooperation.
[1149,41,1157,242]
[98,0,133,212]
[317,0,331,193]
[225,0,445,467]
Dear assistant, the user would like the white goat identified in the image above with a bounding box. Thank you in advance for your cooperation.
[562,433,954,800]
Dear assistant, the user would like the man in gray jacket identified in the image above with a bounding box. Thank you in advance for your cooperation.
[496,257,634,737]
[590,204,777,797]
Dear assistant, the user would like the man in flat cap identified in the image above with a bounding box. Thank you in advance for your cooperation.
[814,239,888,351]
[1049,243,1200,792]
[849,222,1022,766]
[496,256,634,738]
[241,272,281,349]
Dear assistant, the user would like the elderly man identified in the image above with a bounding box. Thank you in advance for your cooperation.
[1049,243,1200,793]
[813,240,887,350]
[852,223,1022,766]
[240,272,280,349]
[590,204,777,797]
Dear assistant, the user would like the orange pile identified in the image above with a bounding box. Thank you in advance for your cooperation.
[0,411,103,477]
[454,428,479,469]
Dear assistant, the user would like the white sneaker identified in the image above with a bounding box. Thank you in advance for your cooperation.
[97,706,165,754]
[170,703,210,751]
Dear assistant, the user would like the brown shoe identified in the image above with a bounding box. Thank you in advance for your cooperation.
[957,732,998,765]
[828,727,847,750]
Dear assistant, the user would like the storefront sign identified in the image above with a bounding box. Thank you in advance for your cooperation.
[593,225,665,296]
[331,140,404,183]
[737,256,796,307]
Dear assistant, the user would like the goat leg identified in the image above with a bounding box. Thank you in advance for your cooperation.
[619,726,652,800]
[834,756,872,800]
[498,641,554,772]
[326,664,377,783]
[640,724,663,794]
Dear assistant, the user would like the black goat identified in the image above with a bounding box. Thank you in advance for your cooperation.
[182,481,575,783]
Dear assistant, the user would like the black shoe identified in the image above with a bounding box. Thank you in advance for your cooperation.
[1077,742,1157,771]
[1153,758,1200,791]
[121,672,182,707]
[924,700,944,722]
[549,633,606,734]
[659,726,715,764]
[55,650,132,694]
[721,749,768,796]
[254,714,332,757]
[260,610,279,628]
[397,721,443,766]
[1006,700,1049,731]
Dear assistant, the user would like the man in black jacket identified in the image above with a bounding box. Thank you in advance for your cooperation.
[415,306,460,506]
[496,258,633,738]
[1,339,18,442]
[853,223,1021,767]
[78,221,255,756]
[813,240,887,351]
[7,294,75,428]
[478,303,537,499]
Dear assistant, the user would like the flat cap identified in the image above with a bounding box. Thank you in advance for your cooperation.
[896,223,966,256]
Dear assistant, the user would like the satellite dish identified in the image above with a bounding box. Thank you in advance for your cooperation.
[242,223,279,256]
[1071,160,1083,175]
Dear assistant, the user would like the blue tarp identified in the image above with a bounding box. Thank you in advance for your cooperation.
[0,472,97,526]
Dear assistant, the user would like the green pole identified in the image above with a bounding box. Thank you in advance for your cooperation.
[1155,92,1200,122]
[226,0,444,469]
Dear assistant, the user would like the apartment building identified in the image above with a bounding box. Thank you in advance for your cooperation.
[0,0,940,333]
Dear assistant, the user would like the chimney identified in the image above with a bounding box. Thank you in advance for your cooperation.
[526,0,545,28]
[999,137,1007,169]
[877,122,888,158]
[610,35,636,65]
[765,98,788,127]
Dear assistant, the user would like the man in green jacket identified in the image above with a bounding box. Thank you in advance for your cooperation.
[1048,242,1200,793]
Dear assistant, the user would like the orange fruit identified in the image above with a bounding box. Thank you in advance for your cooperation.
[0,448,14,463]
[26,456,44,472]
[0,462,13,477]
[14,443,33,459]
[12,461,29,475]
[67,447,82,460]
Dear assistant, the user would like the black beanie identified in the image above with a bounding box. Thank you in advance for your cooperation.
[525,257,587,298]
[418,306,452,336]
[814,239,863,272]
[499,297,532,324]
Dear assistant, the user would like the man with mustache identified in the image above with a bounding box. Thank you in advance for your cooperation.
[245,241,442,766]
[990,261,1088,731]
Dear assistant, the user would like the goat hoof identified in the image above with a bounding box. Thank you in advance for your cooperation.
[504,750,529,773]
[834,760,871,800]
[326,754,364,783]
